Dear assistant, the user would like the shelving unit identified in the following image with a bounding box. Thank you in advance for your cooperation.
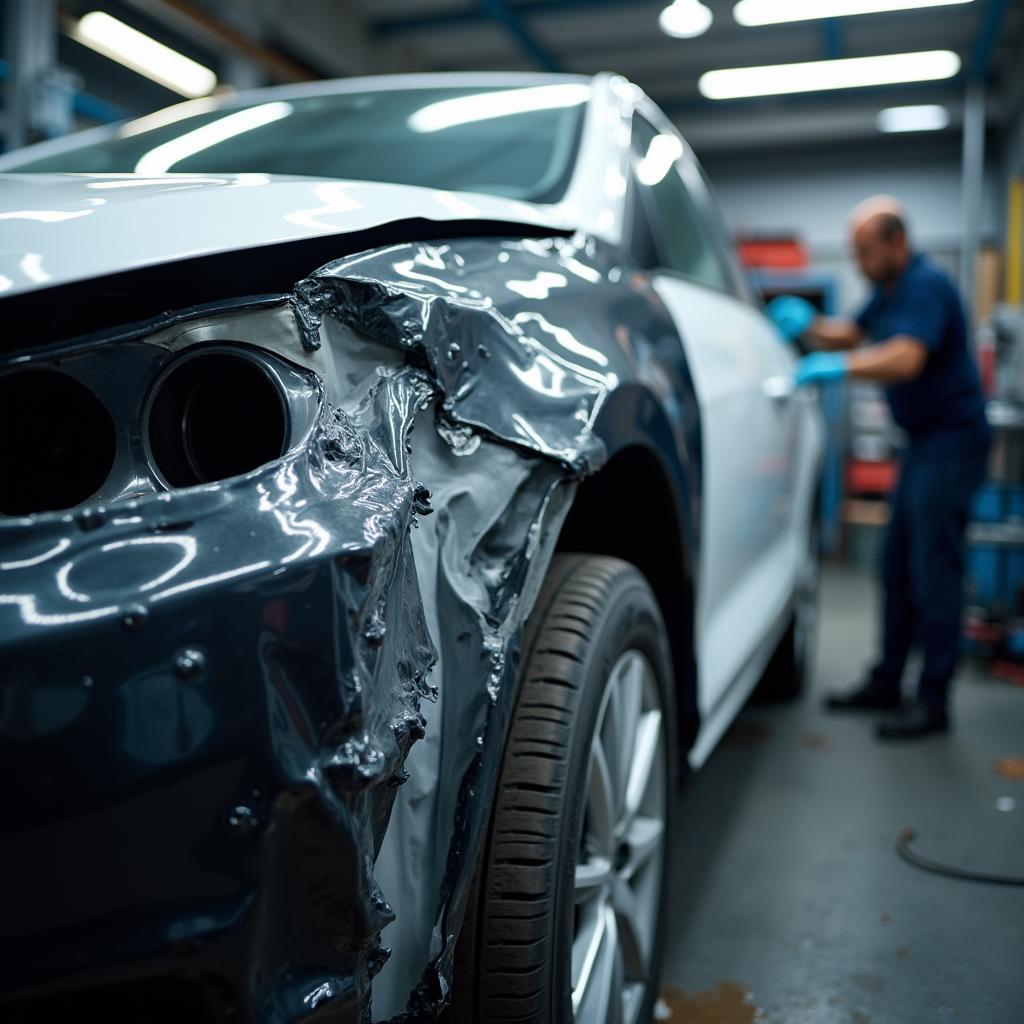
[968,521,1024,547]
[966,399,1024,619]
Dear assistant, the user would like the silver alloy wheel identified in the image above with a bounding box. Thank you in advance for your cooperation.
[571,649,666,1023]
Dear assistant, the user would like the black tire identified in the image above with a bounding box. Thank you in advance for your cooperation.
[466,554,677,1023]
[755,520,819,702]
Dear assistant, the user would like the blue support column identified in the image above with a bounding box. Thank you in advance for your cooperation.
[970,0,1009,81]
[959,0,1010,320]
[3,0,66,150]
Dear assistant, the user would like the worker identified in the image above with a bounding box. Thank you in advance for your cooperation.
[767,195,991,740]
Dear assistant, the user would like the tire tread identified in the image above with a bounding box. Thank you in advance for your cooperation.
[475,555,665,1021]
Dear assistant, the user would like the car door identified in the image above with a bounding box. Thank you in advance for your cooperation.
[628,114,800,729]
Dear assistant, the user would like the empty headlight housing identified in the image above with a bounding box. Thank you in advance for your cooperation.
[145,346,289,489]
[0,369,117,516]
[0,300,323,516]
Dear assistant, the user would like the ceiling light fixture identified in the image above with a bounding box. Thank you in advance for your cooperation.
[659,0,713,38]
[699,50,961,99]
[877,103,951,132]
[71,11,217,99]
[734,0,974,27]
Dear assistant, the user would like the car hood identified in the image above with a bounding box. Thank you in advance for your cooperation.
[0,172,566,298]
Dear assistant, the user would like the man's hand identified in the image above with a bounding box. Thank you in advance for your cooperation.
[765,295,817,342]
[795,351,847,387]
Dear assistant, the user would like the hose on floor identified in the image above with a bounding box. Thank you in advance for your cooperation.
[896,827,1024,887]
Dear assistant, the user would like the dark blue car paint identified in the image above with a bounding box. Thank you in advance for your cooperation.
[0,233,702,1022]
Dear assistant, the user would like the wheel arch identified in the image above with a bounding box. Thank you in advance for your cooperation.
[555,383,701,756]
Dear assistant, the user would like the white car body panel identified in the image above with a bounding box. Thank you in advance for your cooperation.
[0,172,564,299]
[626,96,824,766]
[654,275,805,764]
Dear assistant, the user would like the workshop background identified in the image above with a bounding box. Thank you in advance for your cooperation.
[3,2,1023,1022]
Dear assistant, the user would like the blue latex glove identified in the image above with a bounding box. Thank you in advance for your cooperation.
[765,295,817,342]
[795,351,847,388]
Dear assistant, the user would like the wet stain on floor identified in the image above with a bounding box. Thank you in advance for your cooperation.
[655,982,763,1022]
[723,722,771,747]
[993,757,1024,780]
[801,731,831,751]
[850,973,888,994]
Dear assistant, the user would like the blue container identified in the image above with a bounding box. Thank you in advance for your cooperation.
[967,484,1024,610]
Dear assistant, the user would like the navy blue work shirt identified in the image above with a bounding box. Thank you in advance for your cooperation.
[855,253,989,448]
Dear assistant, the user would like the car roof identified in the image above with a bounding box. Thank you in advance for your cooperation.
[0,71,645,245]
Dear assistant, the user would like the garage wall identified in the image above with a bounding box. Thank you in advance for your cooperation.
[699,137,1003,315]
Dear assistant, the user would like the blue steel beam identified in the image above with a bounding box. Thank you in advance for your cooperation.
[373,0,641,36]
[479,0,561,71]
[821,18,843,60]
[72,90,131,124]
[0,57,130,129]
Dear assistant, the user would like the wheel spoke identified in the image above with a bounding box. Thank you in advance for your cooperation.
[622,814,664,879]
[610,875,649,983]
[616,656,644,800]
[572,898,606,1012]
[588,737,616,858]
[573,903,619,1019]
[622,709,663,828]
[575,855,613,904]
[601,672,625,816]
[572,648,667,1024]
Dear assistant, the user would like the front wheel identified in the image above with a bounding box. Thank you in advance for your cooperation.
[469,555,677,1024]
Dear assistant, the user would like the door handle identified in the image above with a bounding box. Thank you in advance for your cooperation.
[762,375,795,404]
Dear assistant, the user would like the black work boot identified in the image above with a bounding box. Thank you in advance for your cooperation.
[876,699,949,740]
[825,681,902,712]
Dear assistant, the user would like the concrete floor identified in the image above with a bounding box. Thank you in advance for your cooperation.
[658,563,1024,1024]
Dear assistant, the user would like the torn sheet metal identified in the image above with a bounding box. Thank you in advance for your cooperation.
[0,233,698,1023]
[292,236,624,473]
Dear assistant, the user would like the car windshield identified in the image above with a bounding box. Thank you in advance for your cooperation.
[3,83,589,204]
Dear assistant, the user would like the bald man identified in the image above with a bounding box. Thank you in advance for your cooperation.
[768,197,991,739]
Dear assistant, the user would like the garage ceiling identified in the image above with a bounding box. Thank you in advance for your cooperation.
[21,0,1024,157]
[360,0,1024,154]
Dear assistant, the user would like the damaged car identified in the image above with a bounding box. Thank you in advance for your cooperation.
[0,73,823,1024]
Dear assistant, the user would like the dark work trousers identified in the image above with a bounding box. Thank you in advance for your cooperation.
[869,436,990,709]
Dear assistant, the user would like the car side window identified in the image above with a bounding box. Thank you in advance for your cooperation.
[630,116,730,293]
[626,177,661,270]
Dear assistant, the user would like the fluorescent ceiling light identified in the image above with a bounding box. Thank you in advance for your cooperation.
[734,0,974,26]
[878,103,950,132]
[134,102,292,174]
[699,50,961,99]
[659,0,713,38]
[72,11,217,98]
[408,83,590,133]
